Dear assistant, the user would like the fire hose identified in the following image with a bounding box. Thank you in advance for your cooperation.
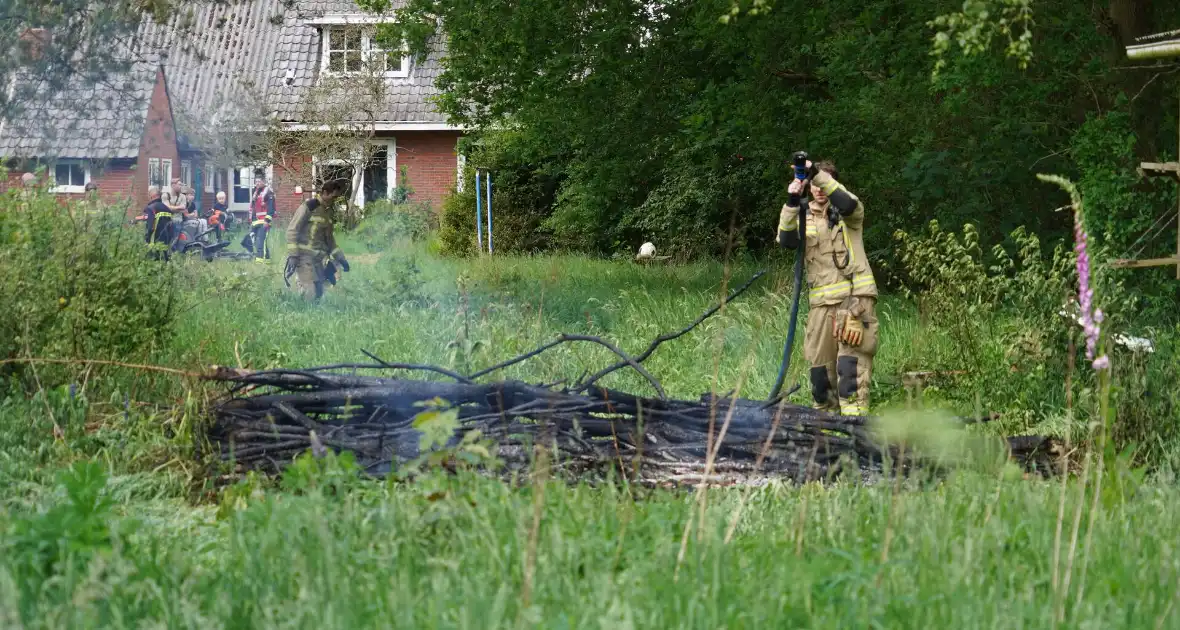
[767,150,809,402]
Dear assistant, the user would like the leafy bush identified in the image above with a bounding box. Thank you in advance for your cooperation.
[438,182,479,256]
[1071,111,1178,321]
[439,139,556,257]
[352,199,438,247]
[0,185,177,389]
[894,219,1180,464]
[4,461,128,608]
[894,221,1075,425]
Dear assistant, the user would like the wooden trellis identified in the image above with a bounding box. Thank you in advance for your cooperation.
[1118,32,1180,278]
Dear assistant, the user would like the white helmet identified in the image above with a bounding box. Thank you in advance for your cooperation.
[636,242,656,260]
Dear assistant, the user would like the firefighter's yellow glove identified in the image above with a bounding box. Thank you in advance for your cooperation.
[840,314,864,347]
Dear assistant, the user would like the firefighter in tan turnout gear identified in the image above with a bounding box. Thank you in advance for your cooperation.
[284,179,350,301]
[776,159,878,417]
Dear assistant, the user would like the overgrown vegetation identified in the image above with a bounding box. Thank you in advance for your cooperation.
[0,190,1178,625]
[382,0,1179,265]
[0,183,178,389]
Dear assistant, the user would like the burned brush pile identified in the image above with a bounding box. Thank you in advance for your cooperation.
[204,272,1063,484]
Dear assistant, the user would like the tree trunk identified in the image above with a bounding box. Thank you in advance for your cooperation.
[1107,0,1162,160]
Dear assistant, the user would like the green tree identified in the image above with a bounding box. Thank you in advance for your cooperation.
[361,0,1180,264]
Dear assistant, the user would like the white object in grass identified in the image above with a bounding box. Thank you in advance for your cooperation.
[636,242,656,261]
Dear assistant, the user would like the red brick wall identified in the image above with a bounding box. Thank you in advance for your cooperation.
[395,131,461,210]
[272,151,314,217]
[260,131,460,218]
[93,163,137,205]
[4,160,138,210]
[134,67,180,211]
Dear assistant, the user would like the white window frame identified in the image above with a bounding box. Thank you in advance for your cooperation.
[311,139,396,209]
[149,158,162,188]
[368,32,411,78]
[203,164,215,193]
[228,164,274,215]
[162,159,173,186]
[321,25,410,79]
[180,160,193,189]
[50,159,90,194]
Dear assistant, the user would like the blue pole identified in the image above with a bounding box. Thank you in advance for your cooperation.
[486,171,493,254]
[475,170,483,251]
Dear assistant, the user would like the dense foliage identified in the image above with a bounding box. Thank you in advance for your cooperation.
[0,184,178,389]
[378,0,1179,271]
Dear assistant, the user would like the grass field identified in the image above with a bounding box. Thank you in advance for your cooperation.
[2,225,1178,628]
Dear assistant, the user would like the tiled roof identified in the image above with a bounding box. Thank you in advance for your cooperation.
[142,0,450,127]
[0,61,158,160]
[268,0,449,123]
[0,0,453,159]
[137,0,290,127]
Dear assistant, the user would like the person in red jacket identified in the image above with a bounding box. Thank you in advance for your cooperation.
[249,169,276,262]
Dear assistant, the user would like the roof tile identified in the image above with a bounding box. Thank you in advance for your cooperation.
[1,0,452,159]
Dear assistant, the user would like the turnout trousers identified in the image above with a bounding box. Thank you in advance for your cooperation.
[804,296,877,416]
[147,216,174,261]
[251,223,270,259]
[285,252,324,301]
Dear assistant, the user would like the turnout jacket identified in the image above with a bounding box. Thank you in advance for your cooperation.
[142,198,171,242]
[776,170,877,307]
[285,196,340,260]
[250,185,277,225]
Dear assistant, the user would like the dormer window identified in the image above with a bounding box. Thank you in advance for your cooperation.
[326,27,362,72]
[321,25,409,78]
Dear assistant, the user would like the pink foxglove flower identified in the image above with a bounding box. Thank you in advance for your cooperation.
[1038,174,1108,372]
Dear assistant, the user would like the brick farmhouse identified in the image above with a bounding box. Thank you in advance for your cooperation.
[0,0,463,218]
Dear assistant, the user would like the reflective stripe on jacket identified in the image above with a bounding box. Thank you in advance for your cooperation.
[776,170,877,307]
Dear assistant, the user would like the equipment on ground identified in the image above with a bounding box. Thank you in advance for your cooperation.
[173,215,230,262]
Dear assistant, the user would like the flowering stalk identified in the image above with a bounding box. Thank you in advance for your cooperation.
[1037,174,1108,371]
[1039,173,1118,622]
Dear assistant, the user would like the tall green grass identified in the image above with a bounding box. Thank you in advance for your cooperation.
[2,226,1178,628]
[2,459,1179,628]
[157,234,959,411]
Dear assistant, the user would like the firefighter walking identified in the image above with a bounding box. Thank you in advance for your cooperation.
[249,170,277,262]
[284,179,350,301]
[776,159,878,417]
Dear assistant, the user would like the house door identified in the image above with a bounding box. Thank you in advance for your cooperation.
[228,165,274,219]
[230,168,255,218]
[363,145,389,204]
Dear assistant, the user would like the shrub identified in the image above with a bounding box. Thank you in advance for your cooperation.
[438,184,478,257]
[352,199,438,247]
[894,219,1180,464]
[893,221,1075,425]
[439,152,556,257]
[0,184,177,389]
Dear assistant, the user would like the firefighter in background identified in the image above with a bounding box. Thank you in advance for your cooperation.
[284,179,350,301]
[249,169,277,262]
[142,185,174,261]
[776,159,878,417]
